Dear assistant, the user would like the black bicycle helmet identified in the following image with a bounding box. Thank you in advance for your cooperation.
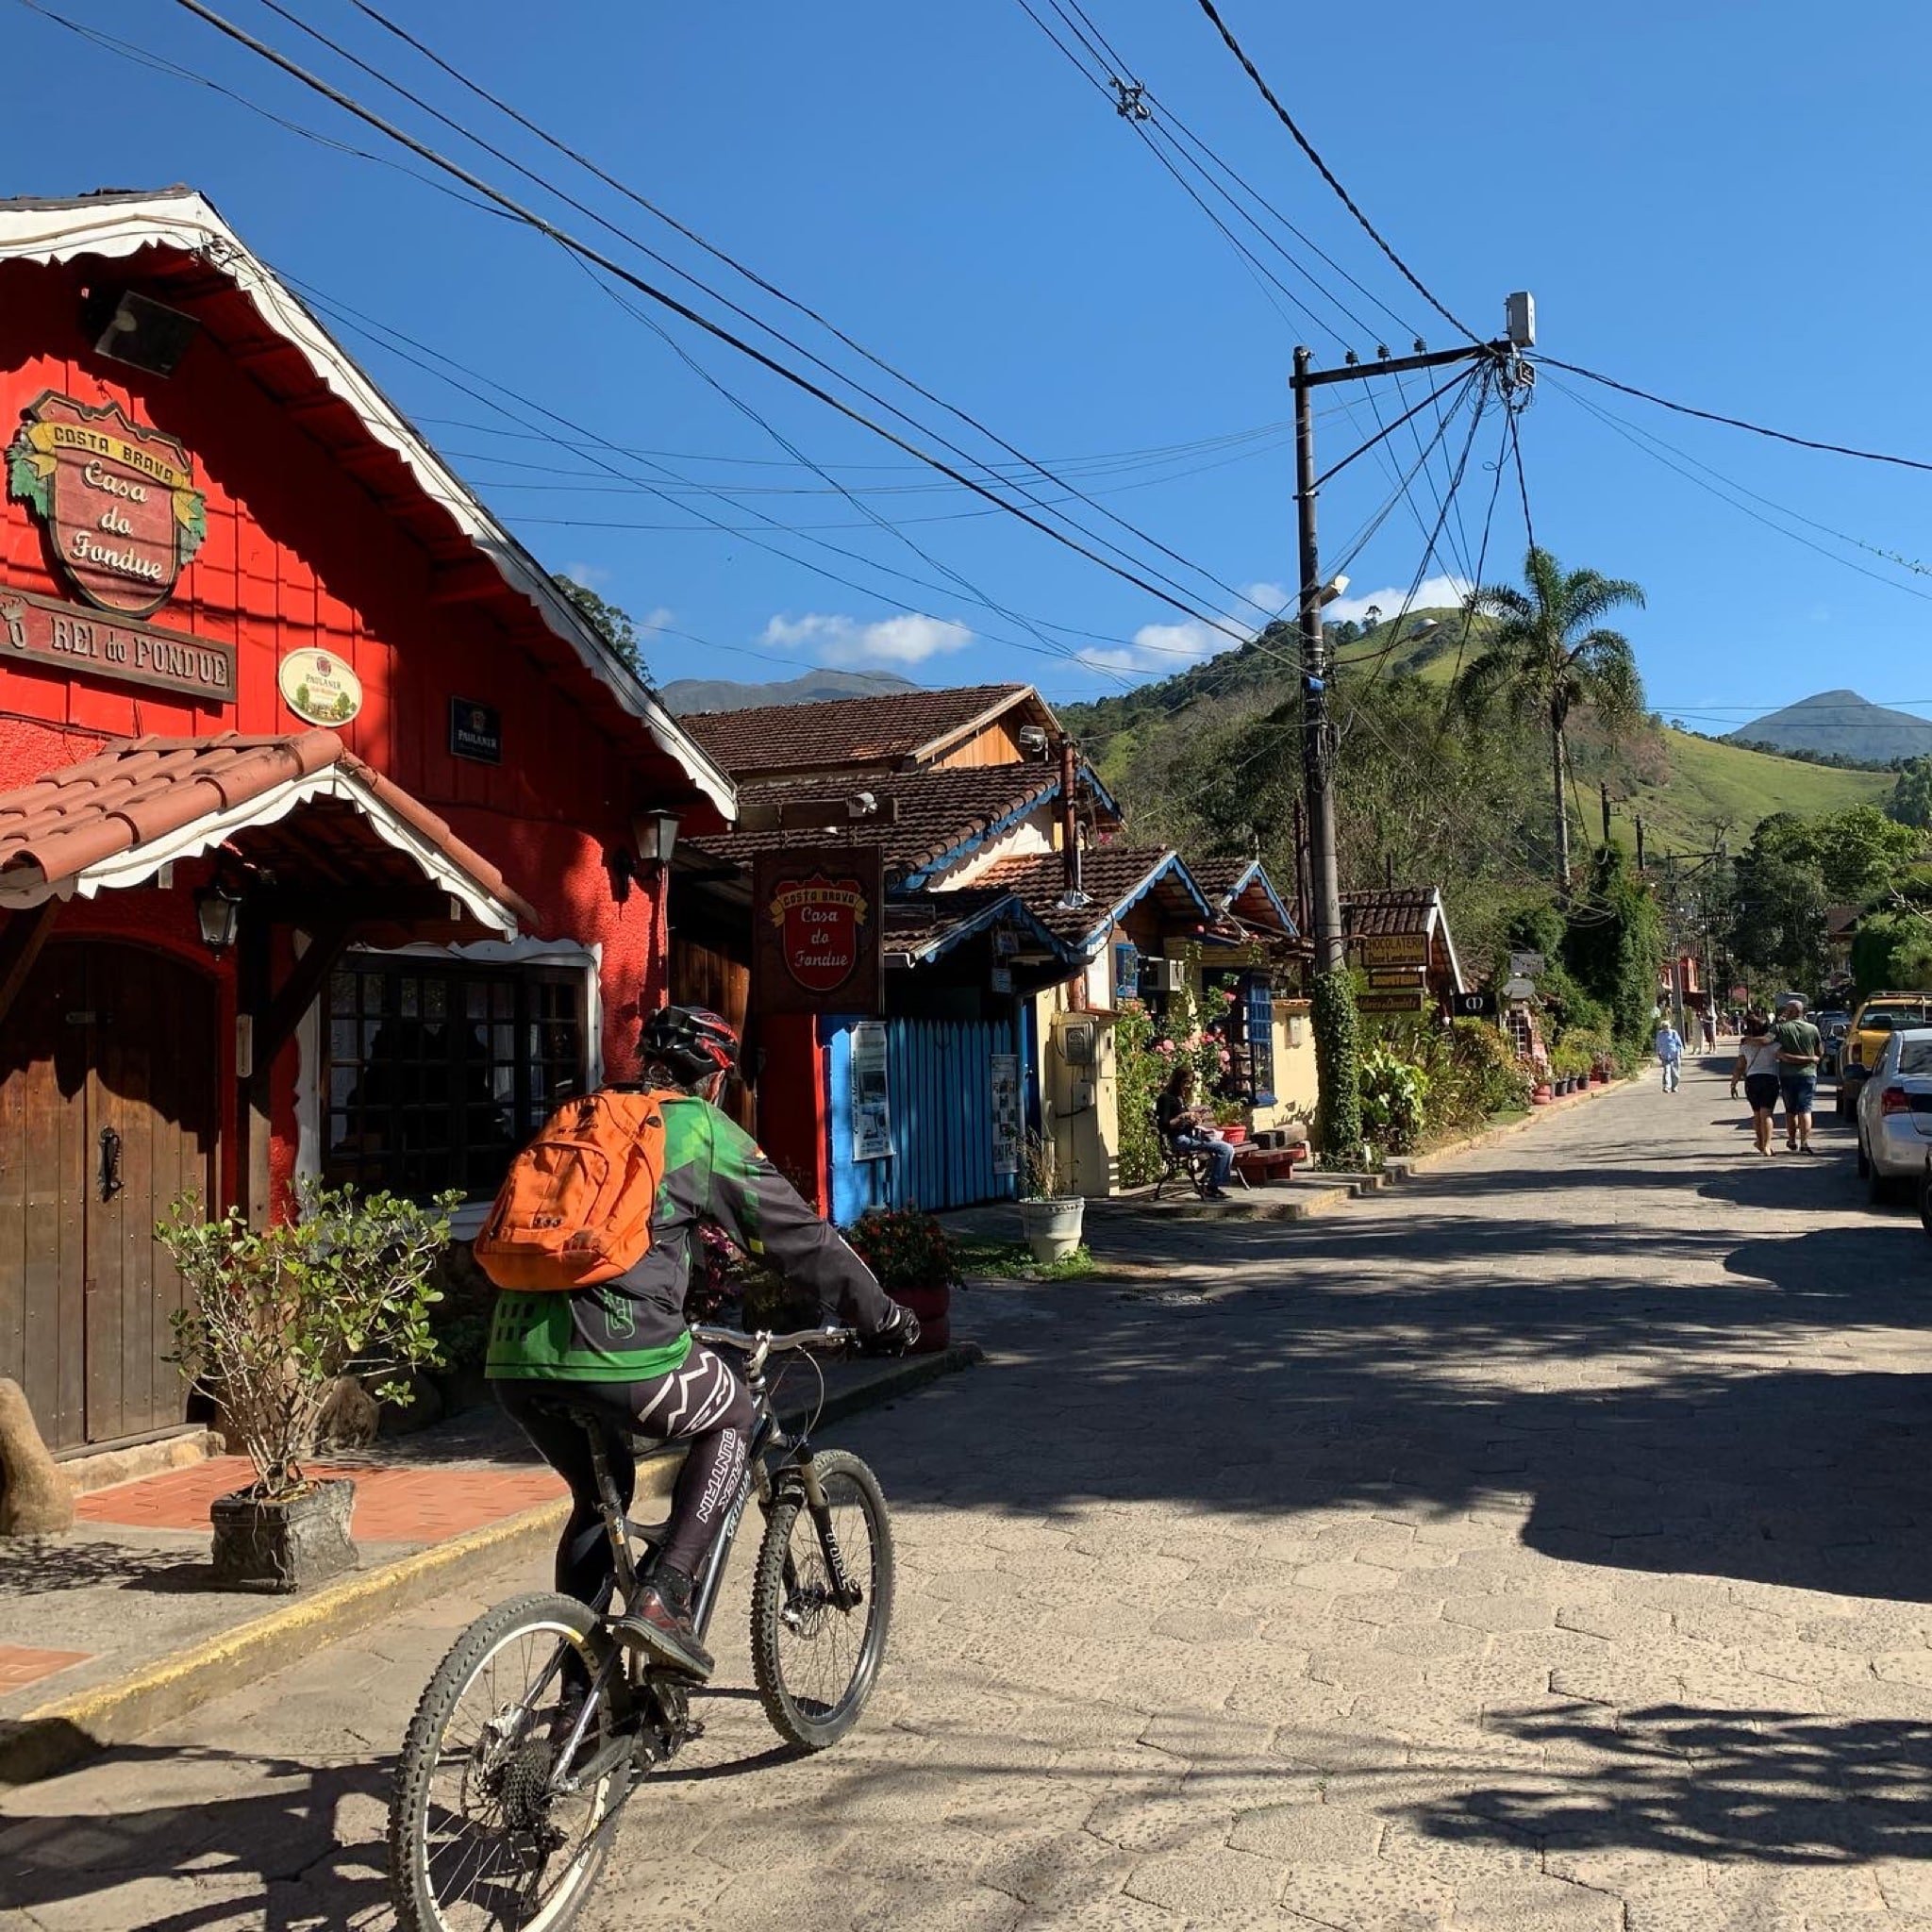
[640,1005,741,1089]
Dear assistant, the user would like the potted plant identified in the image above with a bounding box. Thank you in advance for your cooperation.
[846,1208,955,1352]
[1211,1100,1249,1145]
[1017,1131,1086,1263]
[159,1179,456,1592]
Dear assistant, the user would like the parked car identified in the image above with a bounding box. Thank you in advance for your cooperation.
[1838,992,1932,1119]
[1854,1026,1932,1202]
[1816,1009,1851,1079]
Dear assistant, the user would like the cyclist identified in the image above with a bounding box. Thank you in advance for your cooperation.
[487,1005,916,1683]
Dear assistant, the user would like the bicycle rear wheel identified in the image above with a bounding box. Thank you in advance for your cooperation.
[389,1591,628,1932]
[749,1448,893,1751]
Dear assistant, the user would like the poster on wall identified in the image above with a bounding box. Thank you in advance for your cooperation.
[990,1052,1021,1176]
[851,1021,891,1161]
[752,845,884,1016]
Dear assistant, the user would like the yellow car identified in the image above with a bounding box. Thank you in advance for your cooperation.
[1838,991,1932,1119]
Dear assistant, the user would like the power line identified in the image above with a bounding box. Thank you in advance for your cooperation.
[1184,0,1479,343]
[322,0,1279,625]
[166,0,1261,647]
[1534,356,1932,477]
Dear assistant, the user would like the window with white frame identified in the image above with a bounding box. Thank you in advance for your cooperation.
[323,957,586,1199]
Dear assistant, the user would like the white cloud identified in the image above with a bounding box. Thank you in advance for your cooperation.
[1074,580,1291,678]
[636,606,675,635]
[560,561,611,591]
[761,611,974,666]
[1326,574,1471,625]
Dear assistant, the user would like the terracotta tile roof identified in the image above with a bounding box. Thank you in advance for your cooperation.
[680,683,1036,777]
[1341,886,1440,939]
[977,845,1210,951]
[1189,857,1297,934]
[0,732,537,926]
[683,763,1060,883]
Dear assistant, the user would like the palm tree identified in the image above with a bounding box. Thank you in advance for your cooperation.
[1453,545,1646,889]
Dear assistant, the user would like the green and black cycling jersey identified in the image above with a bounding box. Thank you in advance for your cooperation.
[485,1095,893,1383]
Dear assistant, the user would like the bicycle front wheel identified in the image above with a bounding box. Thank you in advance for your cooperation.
[750,1448,894,1751]
[389,1591,628,1932]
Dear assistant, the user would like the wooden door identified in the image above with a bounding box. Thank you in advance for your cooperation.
[0,941,216,1452]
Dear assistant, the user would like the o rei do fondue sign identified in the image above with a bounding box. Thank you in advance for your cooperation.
[7,391,208,616]
[752,847,884,1017]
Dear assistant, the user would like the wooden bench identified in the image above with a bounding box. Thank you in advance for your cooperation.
[1231,1144,1308,1185]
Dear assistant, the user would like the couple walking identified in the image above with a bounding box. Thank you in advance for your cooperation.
[1729,997,1824,1155]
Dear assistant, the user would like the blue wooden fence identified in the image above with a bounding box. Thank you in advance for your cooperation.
[826,1014,1019,1221]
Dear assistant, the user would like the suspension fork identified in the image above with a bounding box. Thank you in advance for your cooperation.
[796,1446,864,1612]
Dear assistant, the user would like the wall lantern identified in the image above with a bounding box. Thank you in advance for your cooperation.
[634,809,681,869]
[194,875,243,952]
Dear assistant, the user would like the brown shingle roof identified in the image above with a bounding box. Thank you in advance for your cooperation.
[680,683,1036,777]
[1341,887,1439,939]
[1190,857,1297,937]
[683,763,1060,882]
[977,845,1210,950]
[0,732,537,926]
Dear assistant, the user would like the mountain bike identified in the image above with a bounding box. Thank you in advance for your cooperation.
[387,1324,892,1932]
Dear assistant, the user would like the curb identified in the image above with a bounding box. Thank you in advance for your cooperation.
[0,1341,982,1787]
[1401,1075,1634,1176]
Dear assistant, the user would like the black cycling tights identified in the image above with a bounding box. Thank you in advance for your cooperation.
[496,1346,756,1621]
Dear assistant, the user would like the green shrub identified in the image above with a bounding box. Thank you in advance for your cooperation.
[1357,1045,1428,1155]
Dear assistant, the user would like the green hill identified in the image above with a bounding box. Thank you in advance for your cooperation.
[1064,608,1891,862]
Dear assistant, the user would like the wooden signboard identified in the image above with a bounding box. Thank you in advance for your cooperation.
[1357,987,1428,1014]
[1358,932,1429,969]
[753,845,884,1017]
[0,586,234,703]
[1368,966,1426,990]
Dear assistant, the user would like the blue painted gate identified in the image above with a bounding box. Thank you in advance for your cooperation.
[827,1014,1019,1220]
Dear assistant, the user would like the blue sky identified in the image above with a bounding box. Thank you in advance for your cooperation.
[10,0,1932,725]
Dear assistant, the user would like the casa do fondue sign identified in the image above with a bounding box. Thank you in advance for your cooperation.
[751,846,884,1016]
[7,391,208,615]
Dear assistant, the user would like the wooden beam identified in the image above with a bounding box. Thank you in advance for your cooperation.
[252,886,451,925]
[254,920,357,1074]
[0,899,62,1032]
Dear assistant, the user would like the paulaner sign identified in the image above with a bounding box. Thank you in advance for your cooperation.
[0,587,235,703]
[7,391,208,616]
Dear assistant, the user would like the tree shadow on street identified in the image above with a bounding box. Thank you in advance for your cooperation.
[1402,1699,1932,1867]
[0,1744,392,1930]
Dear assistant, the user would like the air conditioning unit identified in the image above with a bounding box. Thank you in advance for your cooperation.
[1140,958,1186,996]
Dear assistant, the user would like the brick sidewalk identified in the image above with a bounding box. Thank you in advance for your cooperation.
[75,1457,564,1541]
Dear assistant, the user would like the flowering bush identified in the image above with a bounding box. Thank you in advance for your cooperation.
[846,1208,959,1291]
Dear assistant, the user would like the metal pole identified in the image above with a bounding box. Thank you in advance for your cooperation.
[1293,345,1361,1166]
[1600,781,1611,847]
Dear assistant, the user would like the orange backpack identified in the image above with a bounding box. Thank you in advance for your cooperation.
[474,1089,682,1292]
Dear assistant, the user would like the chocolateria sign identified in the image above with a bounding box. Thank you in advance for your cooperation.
[7,391,208,616]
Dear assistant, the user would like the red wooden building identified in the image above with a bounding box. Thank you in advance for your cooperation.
[0,189,732,1456]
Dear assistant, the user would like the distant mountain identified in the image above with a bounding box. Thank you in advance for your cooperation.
[659,670,917,714]
[1726,690,1932,764]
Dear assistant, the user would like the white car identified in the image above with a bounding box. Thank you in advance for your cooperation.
[1855,1025,1932,1203]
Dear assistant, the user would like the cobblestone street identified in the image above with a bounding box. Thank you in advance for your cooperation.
[7,1062,1932,1931]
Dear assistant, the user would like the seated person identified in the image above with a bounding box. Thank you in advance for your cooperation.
[1155,1066,1236,1199]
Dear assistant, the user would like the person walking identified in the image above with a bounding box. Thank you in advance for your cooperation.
[1774,995,1824,1153]
[1730,1009,1782,1156]
[1701,1011,1717,1054]
[1655,1018,1684,1092]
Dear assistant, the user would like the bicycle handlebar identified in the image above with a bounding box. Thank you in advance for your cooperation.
[690,1323,857,1373]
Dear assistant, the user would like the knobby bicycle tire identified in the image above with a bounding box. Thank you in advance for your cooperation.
[389,1591,628,1932]
[749,1448,894,1751]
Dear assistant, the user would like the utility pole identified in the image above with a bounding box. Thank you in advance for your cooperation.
[1290,300,1535,1169]
[1635,814,1647,874]
[1600,781,1612,847]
